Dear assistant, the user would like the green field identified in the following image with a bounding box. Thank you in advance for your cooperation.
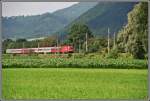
[2,68,148,99]
[2,54,148,69]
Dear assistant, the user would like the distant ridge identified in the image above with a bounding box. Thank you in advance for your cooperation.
[59,2,137,37]
[2,2,137,39]
[2,2,98,39]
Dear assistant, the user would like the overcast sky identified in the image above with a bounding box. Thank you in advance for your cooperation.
[2,2,79,17]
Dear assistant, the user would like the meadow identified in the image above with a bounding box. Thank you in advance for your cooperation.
[2,68,148,99]
[2,54,148,99]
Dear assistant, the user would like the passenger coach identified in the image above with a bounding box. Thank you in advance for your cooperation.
[6,45,74,54]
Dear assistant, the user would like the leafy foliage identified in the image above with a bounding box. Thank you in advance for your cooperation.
[68,23,93,52]
[117,2,148,59]
[106,47,118,59]
[83,37,108,53]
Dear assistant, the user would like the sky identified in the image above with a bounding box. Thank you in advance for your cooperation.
[2,2,79,17]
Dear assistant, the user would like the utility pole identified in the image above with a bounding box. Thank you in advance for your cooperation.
[56,34,59,55]
[60,33,62,47]
[107,28,110,54]
[23,42,25,54]
[60,33,63,57]
[38,42,39,55]
[55,34,59,55]
[72,38,74,58]
[113,32,116,48]
[79,39,81,53]
[73,38,75,52]
[85,33,88,53]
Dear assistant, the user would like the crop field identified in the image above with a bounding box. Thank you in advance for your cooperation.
[2,54,148,69]
[2,68,148,99]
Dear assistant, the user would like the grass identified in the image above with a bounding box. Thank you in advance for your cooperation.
[2,68,148,99]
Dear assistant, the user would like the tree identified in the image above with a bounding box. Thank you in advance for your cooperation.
[83,37,108,53]
[68,23,93,52]
[16,38,27,42]
[2,39,14,53]
[117,2,148,59]
[40,35,57,47]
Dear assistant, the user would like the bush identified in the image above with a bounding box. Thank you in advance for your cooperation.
[118,53,133,59]
[72,53,85,58]
[144,54,148,59]
[106,47,118,59]
[68,53,72,58]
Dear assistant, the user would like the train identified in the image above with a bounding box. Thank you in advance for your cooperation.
[6,45,74,54]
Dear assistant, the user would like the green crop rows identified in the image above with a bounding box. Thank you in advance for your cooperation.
[2,55,148,69]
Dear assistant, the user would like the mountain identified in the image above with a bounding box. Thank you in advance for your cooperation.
[53,2,98,23]
[2,2,98,39]
[2,13,67,39]
[60,2,137,37]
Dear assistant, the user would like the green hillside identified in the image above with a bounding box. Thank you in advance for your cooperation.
[53,2,98,23]
[2,2,97,39]
[2,2,137,39]
[60,2,137,37]
[2,13,67,39]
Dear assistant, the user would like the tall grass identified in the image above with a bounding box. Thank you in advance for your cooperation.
[2,68,148,99]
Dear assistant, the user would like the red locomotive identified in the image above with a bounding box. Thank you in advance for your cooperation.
[6,45,74,54]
